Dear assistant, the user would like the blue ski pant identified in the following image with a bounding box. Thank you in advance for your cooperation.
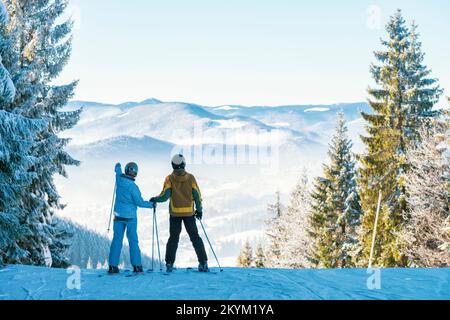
[109,218,142,267]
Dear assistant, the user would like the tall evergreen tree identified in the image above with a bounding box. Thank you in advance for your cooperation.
[277,171,311,268]
[308,176,330,267]
[1,0,80,267]
[254,243,266,268]
[400,114,450,267]
[268,191,283,218]
[357,10,442,267]
[0,1,13,103]
[0,111,45,264]
[266,176,312,269]
[265,191,286,265]
[308,113,362,268]
[237,240,253,268]
[0,2,44,264]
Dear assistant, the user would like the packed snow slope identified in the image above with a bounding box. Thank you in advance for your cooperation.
[0,265,448,300]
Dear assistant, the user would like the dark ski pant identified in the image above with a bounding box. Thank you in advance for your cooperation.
[166,216,208,265]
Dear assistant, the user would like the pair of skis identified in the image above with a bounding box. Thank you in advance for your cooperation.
[120,267,218,278]
[145,267,218,276]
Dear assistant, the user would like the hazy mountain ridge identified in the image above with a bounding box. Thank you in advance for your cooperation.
[69,135,174,159]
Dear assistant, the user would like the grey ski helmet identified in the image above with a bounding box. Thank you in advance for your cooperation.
[171,154,186,170]
[125,162,138,177]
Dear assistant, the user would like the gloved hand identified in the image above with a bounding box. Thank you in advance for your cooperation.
[194,210,203,220]
[150,198,158,209]
[115,163,121,170]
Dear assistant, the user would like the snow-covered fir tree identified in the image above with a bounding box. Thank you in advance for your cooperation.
[308,177,330,266]
[86,257,93,269]
[265,191,286,265]
[237,240,253,268]
[254,243,266,268]
[0,110,45,265]
[267,171,312,268]
[309,113,362,268]
[268,191,283,218]
[0,0,45,265]
[282,171,312,268]
[1,0,80,267]
[0,1,14,103]
[357,10,442,267]
[400,114,450,267]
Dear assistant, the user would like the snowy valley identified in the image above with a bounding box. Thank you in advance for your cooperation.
[55,99,370,268]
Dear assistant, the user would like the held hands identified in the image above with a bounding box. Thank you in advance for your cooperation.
[150,197,157,208]
[194,210,203,220]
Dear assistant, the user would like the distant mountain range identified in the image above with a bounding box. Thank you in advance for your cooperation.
[63,98,370,151]
[57,98,372,267]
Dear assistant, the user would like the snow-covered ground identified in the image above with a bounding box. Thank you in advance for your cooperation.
[0,265,448,300]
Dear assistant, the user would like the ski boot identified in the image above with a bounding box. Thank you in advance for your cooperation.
[108,266,119,275]
[133,265,144,275]
[166,263,174,273]
[198,262,209,273]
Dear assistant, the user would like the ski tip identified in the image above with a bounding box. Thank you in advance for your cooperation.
[126,273,144,277]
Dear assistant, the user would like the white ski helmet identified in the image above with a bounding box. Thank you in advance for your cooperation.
[171,154,186,170]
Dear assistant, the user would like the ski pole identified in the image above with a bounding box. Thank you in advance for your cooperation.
[107,180,117,233]
[368,190,382,269]
[153,206,163,271]
[199,219,223,272]
[151,206,155,272]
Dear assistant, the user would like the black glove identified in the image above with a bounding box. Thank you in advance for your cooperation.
[194,210,203,220]
[150,197,157,208]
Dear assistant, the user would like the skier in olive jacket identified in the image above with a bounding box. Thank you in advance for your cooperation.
[150,154,208,272]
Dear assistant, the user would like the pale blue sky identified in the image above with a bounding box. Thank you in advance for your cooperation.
[58,0,450,106]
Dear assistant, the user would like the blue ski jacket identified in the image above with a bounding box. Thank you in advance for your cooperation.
[113,163,153,219]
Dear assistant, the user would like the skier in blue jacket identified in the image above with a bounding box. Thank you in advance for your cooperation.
[108,162,154,274]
